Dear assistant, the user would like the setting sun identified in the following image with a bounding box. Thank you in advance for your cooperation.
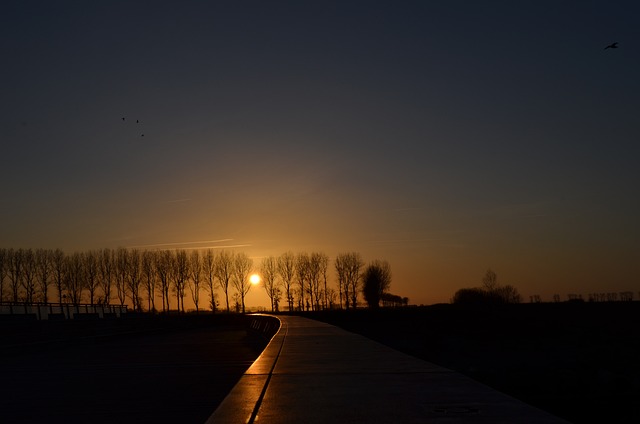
[250,274,261,285]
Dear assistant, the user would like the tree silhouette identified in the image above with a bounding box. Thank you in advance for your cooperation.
[115,248,128,306]
[482,269,498,291]
[98,248,114,305]
[0,248,7,301]
[172,250,189,313]
[8,248,23,302]
[142,250,157,312]
[260,255,280,312]
[362,260,392,308]
[0,246,390,314]
[83,250,100,305]
[334,252,363,309]
[232,252,253,314]
[66,252,84,305]
[155,250,172,312]
[52,249,66,303]
[296,252,310,311]
[309,252,328,310]
[126,249,142,311]
[189,250,202,313]
[452,270,521,305]
[277,251,296,311]
[215,250,234,313]
[20,249,36,303]
[203,249,217,312]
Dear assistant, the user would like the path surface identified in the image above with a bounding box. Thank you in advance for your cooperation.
[208,315,568,423]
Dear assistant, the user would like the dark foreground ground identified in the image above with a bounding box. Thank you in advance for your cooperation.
[0,314,270,424]
[307,302,640,424]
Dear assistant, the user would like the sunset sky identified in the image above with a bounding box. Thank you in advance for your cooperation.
[2,1,639,307]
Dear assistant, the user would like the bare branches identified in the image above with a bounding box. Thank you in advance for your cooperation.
[84,250,100,305]
[335,252,363,309]
[296,252,310,311]
[142,250,157,312]
[231,252,253,314]
[215,250,234,313]
[203,249,217,312]
[277,251,296,312]
[189,250,202,313]
[260,256,280,312]
[0,246,397,313]
[98,249,114,305]
[173,250,189,313]
[155,250,172,312]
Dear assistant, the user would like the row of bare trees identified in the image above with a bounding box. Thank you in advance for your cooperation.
[0,248,386,312]
[267,251,365,312]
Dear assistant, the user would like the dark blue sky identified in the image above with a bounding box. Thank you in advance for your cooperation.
[2,1,639,305]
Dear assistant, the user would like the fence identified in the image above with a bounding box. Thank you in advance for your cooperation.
[0,302,128,320]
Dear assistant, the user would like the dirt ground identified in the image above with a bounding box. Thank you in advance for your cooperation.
[0,314,269,424]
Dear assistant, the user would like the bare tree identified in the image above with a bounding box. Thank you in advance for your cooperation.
[172,250,189,312]
[8,248,23,302]
[203,249,217,312]
[35,248,52,304]
[326,287,337,309]
[335,252,362,309]
[260,255,280,312]
[114,248,128,306]
[0,248,7,301]
[320,253,329,309]
[482,269,498,292]
[66,252,85,305]
[52,249,66,303]
[84,250,100,305]
[98,248,114,304]
[155,250,172,312]
[126,249,143,311]
[141,250,157,312]
[20,249,37,303]
[348,252,363,308]
[232,252,253,314]
[296,252,310,311]
[277,251,296,311]
[308,252,328,310]
[189,250,203,313]
[335,253,347,309]
[215,250,234,313]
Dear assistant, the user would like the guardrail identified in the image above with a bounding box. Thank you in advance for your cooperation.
[0,302,128,320]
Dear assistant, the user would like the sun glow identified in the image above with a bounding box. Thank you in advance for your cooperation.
[250,274,261,285]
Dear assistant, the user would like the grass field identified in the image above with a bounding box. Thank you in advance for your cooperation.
[0,314,270,424]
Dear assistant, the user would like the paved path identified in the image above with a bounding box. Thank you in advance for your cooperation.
[207,315,568,423]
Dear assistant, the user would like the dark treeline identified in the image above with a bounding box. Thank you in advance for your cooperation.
[0,248,407,313]
[451,269,522,306]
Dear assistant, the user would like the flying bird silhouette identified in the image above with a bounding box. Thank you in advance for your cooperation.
[604,42,618,50]
[122,117,125,121]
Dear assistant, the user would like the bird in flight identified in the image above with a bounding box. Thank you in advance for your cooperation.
[122,117,125,121]
[604,42,618,50]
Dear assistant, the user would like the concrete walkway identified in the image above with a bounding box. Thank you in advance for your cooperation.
[206,315,568,423]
